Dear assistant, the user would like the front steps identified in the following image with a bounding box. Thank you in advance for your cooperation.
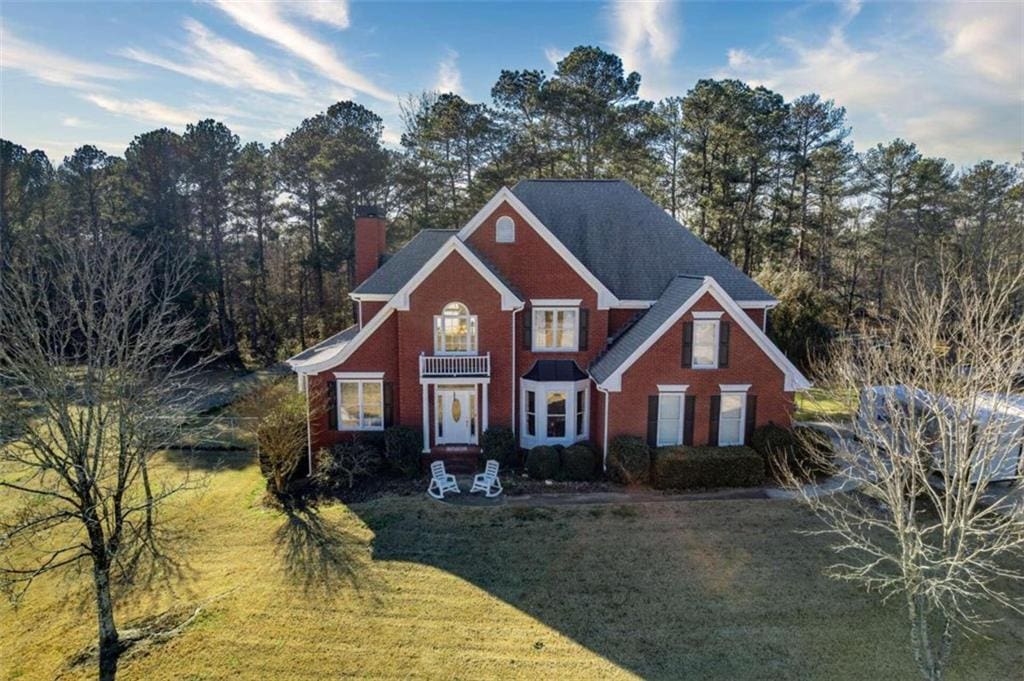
[423,446,482,474]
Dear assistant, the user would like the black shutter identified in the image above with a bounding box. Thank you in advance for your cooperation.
[383,382,394,427]
[578,309,589,351]
[744,395,757,444]
[681,321,693,368]
[327,379,338,430]
[683,395,696,446]
[523,308,533,350]
[647,395,659,447]
[709,395,721,446]
[718,321,731,368]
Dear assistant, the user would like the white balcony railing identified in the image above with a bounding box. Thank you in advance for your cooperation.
[420,352,490,378]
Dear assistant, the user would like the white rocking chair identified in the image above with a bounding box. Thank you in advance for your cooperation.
[427,461,460,500]
[470,459,503,498]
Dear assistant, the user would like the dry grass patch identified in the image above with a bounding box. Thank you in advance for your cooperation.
[2,454,1022,680]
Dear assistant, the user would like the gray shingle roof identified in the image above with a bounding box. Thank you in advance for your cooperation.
[287,324,360,364]
[589,276,705,383]
[510,179,774,302]
[352,229,456,295]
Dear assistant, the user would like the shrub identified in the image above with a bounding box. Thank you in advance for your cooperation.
[313,440,381,489]
[526,445,560,480]
[652,446,764,490]
[606,435,651,485]
[561,442,598,481]
[255,387,307,495]
[751,423,835,480]
[481,426,518,467]
[383,425,422,477]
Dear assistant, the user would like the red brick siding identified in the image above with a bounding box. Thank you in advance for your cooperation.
[742,307,764,329]
[359,300,386,326]
[608,292,794,447]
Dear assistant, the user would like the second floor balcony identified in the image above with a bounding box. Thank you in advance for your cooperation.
[419,352,491,378]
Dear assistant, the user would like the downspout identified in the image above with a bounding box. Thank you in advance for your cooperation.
[596,382,611,471]
[305,372,313,475]
[511,304,524,433]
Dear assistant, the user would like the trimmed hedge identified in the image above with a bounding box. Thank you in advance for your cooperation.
[481,426,518,467]
[751,423,835,480]
[561,442,598,481]
[607,435,651,485]
[652,446,764,490]
[526,445,560,480]
[383,425,422,477]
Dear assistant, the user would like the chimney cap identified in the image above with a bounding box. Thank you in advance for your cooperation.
[355,204,383,218]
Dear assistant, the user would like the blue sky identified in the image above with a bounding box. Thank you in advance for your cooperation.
[2,1,1021,167]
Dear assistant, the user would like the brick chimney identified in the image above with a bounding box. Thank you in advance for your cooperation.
[354,205,386,287]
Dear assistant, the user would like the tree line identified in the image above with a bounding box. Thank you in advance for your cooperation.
[2,45,1021,366]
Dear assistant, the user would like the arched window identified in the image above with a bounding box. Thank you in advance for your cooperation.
[434,302,478,354]
[495,215,515,243]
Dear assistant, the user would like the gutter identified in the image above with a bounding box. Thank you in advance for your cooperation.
[511,304,524,434]
[595,381,611,471]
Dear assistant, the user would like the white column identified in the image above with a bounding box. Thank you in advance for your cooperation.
[482,381,489,434]
[421,382,430,453]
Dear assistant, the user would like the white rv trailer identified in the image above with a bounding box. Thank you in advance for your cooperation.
[857,385,1023,484]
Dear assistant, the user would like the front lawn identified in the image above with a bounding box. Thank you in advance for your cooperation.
[2,455,1021,680]
[795,386,857,422]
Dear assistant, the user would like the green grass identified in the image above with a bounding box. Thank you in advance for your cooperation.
[2,455,1022,680]
[795,386,857,422]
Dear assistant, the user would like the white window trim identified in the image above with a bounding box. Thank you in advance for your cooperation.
[692,319,719,369]
[337,379,385,431]
[334,371,384,379]
[530,298,582,307]
[719,383,751,392]
[532,306,580,352]
[692,310,724,319]
[520,378,589,448]
[495,215,516,243]
[656,387,688,447]
[718,391,747,446]
[433,302,478,356]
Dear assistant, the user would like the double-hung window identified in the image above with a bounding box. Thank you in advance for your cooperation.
[339,380,384,431]
[657,393,685,446]
[533,307,578,351]
[718,392,746,445]
[692,319,718,368]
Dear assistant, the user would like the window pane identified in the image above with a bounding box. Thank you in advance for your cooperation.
[526,390,536,436]
[721,393,743,417]
[693,320,717,366]
[719,393,744,444]
[340,382,360,427]
[436,393,444,437]
[547,391,566,438]
[363,382,383,427]
[558,310,576,349]
[576,389,586,436]
[657,394,682,446]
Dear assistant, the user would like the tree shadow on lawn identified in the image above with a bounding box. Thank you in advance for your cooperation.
[162,449,255,471]
[346,499,1022,681]
[273,498,380,599]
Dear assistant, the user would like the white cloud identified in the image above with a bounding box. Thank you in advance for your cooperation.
[0,26,129,89]
[716,2,1022,165]
[544,47,565,69]
[434,49,462,95]
[938,2,1023,88]
[84,94,202,127]
[118,19,309,97]
[290,0,351,30]
[609,0,679,99]
[61,116,88,128]
[210,0,394,102]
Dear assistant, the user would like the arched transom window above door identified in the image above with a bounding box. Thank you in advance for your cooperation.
[434,302,478,355]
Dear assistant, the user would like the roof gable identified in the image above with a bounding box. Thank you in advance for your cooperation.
[591,276,810,392]
[352,229,455,296]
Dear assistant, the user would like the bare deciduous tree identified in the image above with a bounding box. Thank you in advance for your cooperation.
[781,262,1024,681]
[253,382,312,496]
[0,238,206,681]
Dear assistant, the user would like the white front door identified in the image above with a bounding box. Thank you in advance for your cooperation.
[437,388,477,445]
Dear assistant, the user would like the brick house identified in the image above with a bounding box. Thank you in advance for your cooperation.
[287,180,810,471]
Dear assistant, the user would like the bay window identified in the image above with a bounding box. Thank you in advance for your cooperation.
[520,378,589,447]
